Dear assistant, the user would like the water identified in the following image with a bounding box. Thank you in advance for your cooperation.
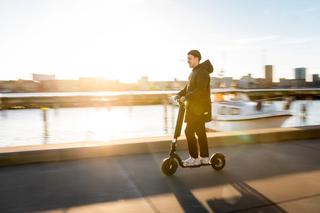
[0,100,319,147]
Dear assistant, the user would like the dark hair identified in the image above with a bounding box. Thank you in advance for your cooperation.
[188,50,201,61]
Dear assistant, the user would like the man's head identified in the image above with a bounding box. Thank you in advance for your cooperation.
[187,50,201,68]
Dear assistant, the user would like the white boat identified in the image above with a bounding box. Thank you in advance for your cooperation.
[205,93,292,131]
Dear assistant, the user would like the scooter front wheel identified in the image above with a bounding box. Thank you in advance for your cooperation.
[161,158,178,176]
[210,153,226,171]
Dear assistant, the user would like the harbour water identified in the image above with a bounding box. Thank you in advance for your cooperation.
[0,100,319,147]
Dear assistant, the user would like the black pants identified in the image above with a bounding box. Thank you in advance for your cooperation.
[184,119,209,158]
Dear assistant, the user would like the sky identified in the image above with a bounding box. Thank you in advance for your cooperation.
[0,0,320,82]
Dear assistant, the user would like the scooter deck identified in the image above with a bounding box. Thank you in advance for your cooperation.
[182,163,212,168]
[173,153,212,168]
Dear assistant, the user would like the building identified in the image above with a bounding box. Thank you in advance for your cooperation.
[255,78,269,89]
[312,74,320,87]
[239,74,256,89]
[295,68,306,80]
[294,67,307,87]
[39,80,80,92]
[0,80,40,92]
[265,65,273,85]
[137,76,187,90]
[171,79,187,90]
[139,76,149,84]
[138,76,150,90]
[312,74,319,82]
[211,77,233,88]
[279,78,292,88]
[32,73,56,81]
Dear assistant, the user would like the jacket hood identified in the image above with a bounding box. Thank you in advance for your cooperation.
[200,60,213,74]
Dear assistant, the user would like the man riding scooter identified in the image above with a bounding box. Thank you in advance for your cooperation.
[175,50,213,166]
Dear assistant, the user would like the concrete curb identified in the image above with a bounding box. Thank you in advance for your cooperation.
[1,125,320,167]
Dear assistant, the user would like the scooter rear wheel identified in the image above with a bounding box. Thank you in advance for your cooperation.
[161,158,178,176]
[210,153,226,171]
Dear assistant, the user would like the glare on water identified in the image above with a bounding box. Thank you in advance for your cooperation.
[0,100,319,147]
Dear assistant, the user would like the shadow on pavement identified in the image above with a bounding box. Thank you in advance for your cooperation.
[0,139,319,212]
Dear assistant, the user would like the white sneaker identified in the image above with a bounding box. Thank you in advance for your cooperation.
[183,156,201,166]
[200,157,210,164]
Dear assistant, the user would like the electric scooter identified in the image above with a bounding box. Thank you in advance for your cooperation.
[161,98,226,176]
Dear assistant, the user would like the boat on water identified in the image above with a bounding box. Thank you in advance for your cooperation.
[206,92,292,131]
[169,91,293,131]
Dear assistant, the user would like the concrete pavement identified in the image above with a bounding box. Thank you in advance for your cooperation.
[0,139,320,212]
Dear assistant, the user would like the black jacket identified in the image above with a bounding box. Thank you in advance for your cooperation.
[177,60,213,123]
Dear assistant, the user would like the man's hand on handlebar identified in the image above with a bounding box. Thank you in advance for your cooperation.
[179,96,186,103]
[174,95,186,103]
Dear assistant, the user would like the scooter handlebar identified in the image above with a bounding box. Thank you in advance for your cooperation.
[174,95,186,105]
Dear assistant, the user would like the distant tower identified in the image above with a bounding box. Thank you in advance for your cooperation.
[313,74,320,87]
[295,67,306,81]
[32,73,55,81]
[265,65,273,87]
[139,76,149,83]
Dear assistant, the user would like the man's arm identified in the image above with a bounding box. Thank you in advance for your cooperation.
[177,84,187,97]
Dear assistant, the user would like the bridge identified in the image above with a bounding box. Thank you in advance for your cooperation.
[1,89,320,109]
